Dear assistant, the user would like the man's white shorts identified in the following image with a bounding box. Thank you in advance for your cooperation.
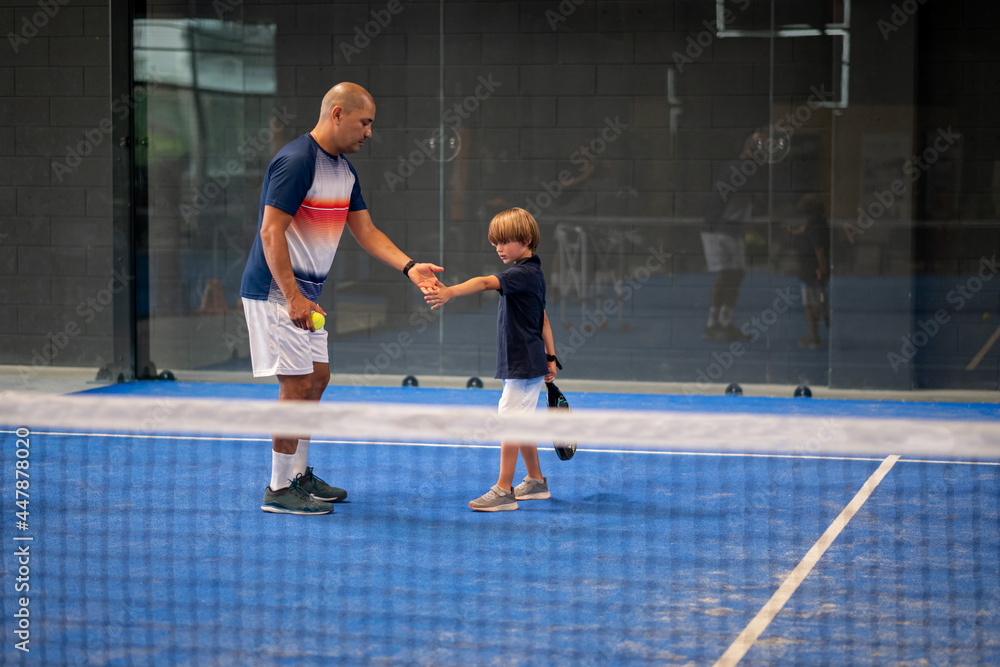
[242,297,329,377]
[498,377,544,416]
[801,284,826,308]
[700,231,747,272]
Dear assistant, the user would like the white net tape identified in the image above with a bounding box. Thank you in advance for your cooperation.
[3,391,999,459]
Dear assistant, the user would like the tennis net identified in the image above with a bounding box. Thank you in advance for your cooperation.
[1,388,998,665]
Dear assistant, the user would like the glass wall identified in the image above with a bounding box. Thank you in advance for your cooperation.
[129,0,999,390]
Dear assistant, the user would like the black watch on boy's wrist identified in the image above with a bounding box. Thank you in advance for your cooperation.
[402,260,416,277]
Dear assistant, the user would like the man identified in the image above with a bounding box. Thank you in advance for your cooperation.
[700,130,767,343]
[240,82,442,515]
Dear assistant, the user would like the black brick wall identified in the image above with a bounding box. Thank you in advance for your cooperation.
[1,0,112,371]
[2,0,997,389]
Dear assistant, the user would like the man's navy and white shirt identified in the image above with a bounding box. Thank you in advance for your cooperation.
[241,133,366,304]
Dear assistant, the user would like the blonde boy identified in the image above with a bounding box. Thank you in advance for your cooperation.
[425,208,558,511]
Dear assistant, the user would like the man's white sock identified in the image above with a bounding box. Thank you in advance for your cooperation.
[292,439,310,478]
[719,305,733,327]
[270,451,296,491]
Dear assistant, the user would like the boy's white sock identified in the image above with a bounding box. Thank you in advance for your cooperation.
[270,451,296,491]
[707,307,719,327]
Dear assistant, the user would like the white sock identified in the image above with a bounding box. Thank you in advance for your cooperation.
[270,451,296,491]
[719,305,733,327]
[707,307,719,327]
[292,439,310,478]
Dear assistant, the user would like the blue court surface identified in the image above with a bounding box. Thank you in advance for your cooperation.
[2,382,999,665]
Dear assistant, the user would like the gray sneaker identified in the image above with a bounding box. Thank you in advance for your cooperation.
[298,466,347,503]
[261,477,335,515]
[469,485,519,512]
[513,476,550,500]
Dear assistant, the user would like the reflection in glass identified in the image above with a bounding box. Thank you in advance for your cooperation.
[133,18,276,373]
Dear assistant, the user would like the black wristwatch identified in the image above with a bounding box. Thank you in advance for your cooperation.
[402,260,416,277]
[547,354,563,370]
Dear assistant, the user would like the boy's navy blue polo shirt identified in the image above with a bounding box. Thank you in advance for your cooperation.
[494,254,547,380]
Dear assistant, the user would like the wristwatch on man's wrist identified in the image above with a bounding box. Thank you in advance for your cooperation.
[402,260,416,277]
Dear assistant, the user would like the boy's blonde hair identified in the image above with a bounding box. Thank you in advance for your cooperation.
[487,207,540,251]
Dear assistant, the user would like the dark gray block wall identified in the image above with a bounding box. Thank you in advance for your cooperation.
[1,0,113,382]
[2,0,997,390]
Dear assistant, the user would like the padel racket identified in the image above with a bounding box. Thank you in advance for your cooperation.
[546,381,576,460]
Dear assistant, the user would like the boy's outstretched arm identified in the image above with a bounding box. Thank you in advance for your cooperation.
[542,310,557,382]
[424,275,501,309]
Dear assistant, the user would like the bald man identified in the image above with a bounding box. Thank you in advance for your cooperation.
[240,83,443,515]
[700,130,767,344]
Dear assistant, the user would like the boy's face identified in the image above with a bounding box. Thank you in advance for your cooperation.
[493,240,532,264]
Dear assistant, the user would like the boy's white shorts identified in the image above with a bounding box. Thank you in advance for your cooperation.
[498,377,544,415]
[242,297,329,377]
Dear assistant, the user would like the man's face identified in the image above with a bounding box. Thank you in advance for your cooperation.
[336,100,375,154]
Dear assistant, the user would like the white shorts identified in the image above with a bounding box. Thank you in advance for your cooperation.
[801,284,826,308]
[498,377,544,416]
[701,231,747,272]
[242,297,329,377]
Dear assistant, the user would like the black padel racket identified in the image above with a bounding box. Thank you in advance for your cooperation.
[546,381,576,460]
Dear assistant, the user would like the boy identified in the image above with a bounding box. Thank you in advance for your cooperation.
[424,207,558,512]
[787,194,830,349]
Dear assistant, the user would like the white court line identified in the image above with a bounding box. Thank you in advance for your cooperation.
[714,454,901,667]
[897,457,1000,466]
[2,430,998,465]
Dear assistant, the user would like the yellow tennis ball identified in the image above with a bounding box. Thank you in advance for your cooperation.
[312,312,325,330]
[985,312,992,322]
